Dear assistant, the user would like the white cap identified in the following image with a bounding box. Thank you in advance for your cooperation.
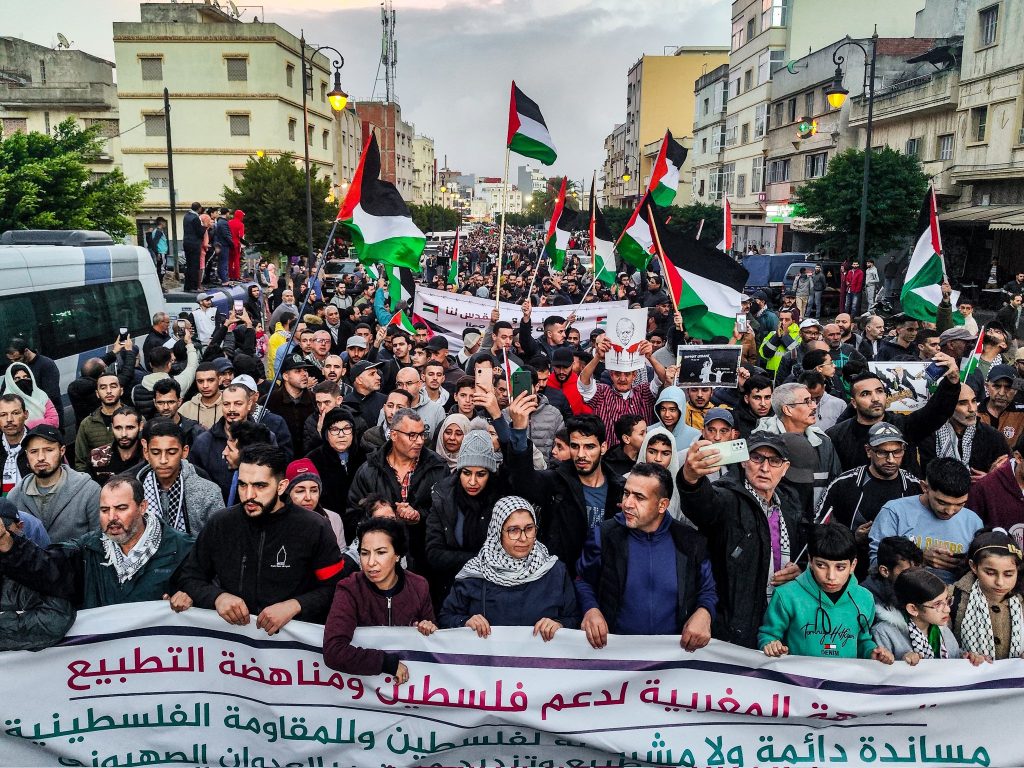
[230,374,258,391]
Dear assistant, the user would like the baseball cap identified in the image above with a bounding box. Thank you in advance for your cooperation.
[345,335,368,350]
[462,328,483,347]
[426,336,449,352]
[350,360,383,380]
[704,407,735,428]
[745,432,788,460]
[0,499,20,526]
[988,364,1016,384]
[230,374,258,392]
[867,421,906,447]
[799,318,822,330]
[939,326,975,343]
[280,354,315,373]
[24,424,62,447]
[197,292,212,302]
[212,357,235,374]
[778,432,816,484]
[551,347,574,367]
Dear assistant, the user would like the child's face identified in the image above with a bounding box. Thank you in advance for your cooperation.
[970,554,1020,600]
[909,594,951,627]
[810,557,856,594]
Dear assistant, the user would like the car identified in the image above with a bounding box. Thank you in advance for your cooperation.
[322,258,362,293]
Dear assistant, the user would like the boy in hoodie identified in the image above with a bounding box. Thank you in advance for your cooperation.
[651,386,700,450]
[759,523,894,663]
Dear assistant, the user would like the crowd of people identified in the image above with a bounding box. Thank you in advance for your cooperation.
[2,232,1024,688]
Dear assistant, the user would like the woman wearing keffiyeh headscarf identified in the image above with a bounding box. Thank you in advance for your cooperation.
[438,495,580,640]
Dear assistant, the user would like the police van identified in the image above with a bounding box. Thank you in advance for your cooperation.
[0,230,166,409]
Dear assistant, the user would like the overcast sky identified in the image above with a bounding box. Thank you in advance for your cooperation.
[12,0,729,180]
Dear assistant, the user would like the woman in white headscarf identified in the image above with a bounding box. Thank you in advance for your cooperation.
[438,495,580,640]
[0,363,58,428]
[434,413,471,470]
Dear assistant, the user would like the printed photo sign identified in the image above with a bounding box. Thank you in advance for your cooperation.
[676,345,742,388]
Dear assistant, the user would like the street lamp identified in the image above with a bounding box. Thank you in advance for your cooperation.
[826,29,878,269]
[300,31,347,269]
[621,153,639,205]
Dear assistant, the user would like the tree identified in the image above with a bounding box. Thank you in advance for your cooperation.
[794,147,929,261]
[0,119,145,239]
[408,203,461,233]
[603,201,724,247]
[223,154,333,257]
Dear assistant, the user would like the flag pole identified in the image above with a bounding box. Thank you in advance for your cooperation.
[568,277,598,318]
[647,201,679,309]
[494,145,511,311]
[525,252,544,304]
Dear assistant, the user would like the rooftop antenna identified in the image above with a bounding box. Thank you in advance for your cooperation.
[56,33,72,50]
[375,0,398,102]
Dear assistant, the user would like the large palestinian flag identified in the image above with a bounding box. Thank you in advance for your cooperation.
[589,178,616,285]
[616,191,656,269]
[507,82,557,165]
[651,202,750,340]
[543,177,576,272]
[338,134,425,271]
[648,130,688,207]
[901,187,960,323]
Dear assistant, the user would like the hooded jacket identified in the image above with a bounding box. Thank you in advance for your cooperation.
[871,603,963,660]
[228,209,245,259]
[179,392,223,430]
[8,467,101,544]
[758,569,877,658]
[635,426,687,523]
[652,387,701,449]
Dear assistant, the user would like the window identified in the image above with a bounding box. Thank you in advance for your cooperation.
[938,133,954,160]
[701,137,708,153]
[307,124,314,144]
[731,76,741,98]
[753,104,768,140]
[717,82,728,112]
[144,114,165,137]
[736,173,747,198]
[971,106,988,142]
[761,0,788,28]
[84,118,119,138]
[979,5,999,46]
[744,69,753,92]
[741,123,750,144]
[752,156,765,194]
[322,129,329,150]
[773,101,784,127]
[229,114,250,136]
[226,58,248,81]
[1,117,27,135]
[767,158,790,184]
[140,57,163,81]
[770,49,786,76]
[703,97,710,116]
[804,152,827,178]
[39,59,46,85]
[822,87,834,111]
[732,18,746,50]
[904,137,921,157]
[805,91,815,118]
[286,63,294,87]
[758,50,771,84]
[721,163,736,196]
[288,118,296,141]
[709,166,722,196]
[787,98,797,123]
[147,168,169,189]
[232,169,245,183]
[320,81,327,102]
[746,17,756,40]
[725,117,738,146]
[713,124,727,153]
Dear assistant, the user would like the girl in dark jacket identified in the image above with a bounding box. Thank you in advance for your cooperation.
[305,407,363,532]
[439,496,580,640]
[322,517,435,683]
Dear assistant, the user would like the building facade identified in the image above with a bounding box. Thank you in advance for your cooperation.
[333,103,362,203]
[690,64,730,207]
[354,100,415,201]
[600,123,628,206]
[411,133,435,206]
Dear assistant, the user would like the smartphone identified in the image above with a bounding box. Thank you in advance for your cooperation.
[735,314,748,333]
[118,327,129,342]
[924,361,947,381]
[511,370,533,400]
[233,299,243,313]
[175,320,186,336]
[699,439,749,468]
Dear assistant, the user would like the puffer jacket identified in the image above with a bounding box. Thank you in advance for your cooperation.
[0,574,75,650]
[7,468,101,544]
[521,394,564,463]
[871,603,963,660]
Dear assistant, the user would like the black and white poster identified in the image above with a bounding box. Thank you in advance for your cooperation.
[868,362,931,412]
[675,345,742,388]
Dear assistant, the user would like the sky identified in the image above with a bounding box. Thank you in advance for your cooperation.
[11,0,729,180]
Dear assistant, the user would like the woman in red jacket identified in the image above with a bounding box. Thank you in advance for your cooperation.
[228,209,246,282]
[322,516,435,683]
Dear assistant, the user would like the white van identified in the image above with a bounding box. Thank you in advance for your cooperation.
[0,230,166,410]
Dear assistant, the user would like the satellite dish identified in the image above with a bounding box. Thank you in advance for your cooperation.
[56,33,71,49]
[228,0,240,17]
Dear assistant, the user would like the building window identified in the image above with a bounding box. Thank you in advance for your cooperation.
[732,18,745,50]
[770,49,786,77]
[307,124,314,144]
[140,57,163,81]
[718,82,728,112]
[736,173,747,198]
[288,118,296,141]
[226,58,248,81]
[787,98,797,123]
[754,104,768,138]
[322,129,329,150]
[286,63,294,87]
[320,82,327,102]
[752,157,765,194]
[232,169,246,183]
[743,69,753,92]
[762,0,788,29]
[904,137,921,157]
[721,163,736,196]
[725,117,738,147]
[768,158,790,184]
[1,117,27,135]
[731,76,741,98]
[709,166,721,196]
[701,137,708,153]
[703,97,710,116]
[938,133,955,160]
[804,91,815,118]
[229,114,250,136]
[84,118,120,138]
[758,50,771,84]
[147,168,169,189]
[144,114,166,137]
[741,123,751,144]
[773,101,784,127]
[713,125,726,153]
[746,17,756,40]
[971,106,988,142]
[804,152,827,179]
[39,59,46,85]
[979,5,999,47]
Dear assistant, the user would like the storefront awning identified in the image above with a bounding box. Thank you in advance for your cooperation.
[990,210,1024,232]
[939,205,1024,226]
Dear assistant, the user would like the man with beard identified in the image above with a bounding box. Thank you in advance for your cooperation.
[977,365,1024,450]
[87,406,145,483]
[8,426,100,543]
[174,445,344,633]
[919,383,1009,478]
[826,362,960,474]
[74,372,125,472]
[0,475,193,608]
[546,347,591,415]
[0,394,29,496]
[151,378,205,448]
[684,387,717,431]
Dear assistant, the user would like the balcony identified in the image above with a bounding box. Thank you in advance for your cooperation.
[0,81,116,110]
[849,70,958,127]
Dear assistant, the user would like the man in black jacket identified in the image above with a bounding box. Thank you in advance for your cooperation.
[182,202,204,292]
[174,445,343,633]
[506,401,625,578]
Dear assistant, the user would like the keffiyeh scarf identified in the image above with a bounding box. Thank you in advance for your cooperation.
[935,422,975,467]
[907,619,947,659]
[143,468,186,532]
[455,496,559,587]
[101,513,163,584]
[959,579,1024,659]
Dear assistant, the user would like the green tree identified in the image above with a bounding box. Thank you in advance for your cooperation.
[408,203,461,233]
[223,153,332,257]
[794,147,929,260]
[603,202,724,246]
[0,119,145,239]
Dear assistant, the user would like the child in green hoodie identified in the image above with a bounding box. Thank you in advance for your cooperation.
[759,524,895,663]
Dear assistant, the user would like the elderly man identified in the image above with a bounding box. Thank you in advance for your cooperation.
[823,322,866,373]
[978,365,1024,449]
[857,315,886,361]
[0,394,29,496]
[677,432,805,648]
[342,360,386,427]
[395,366,445,439]
[919,382,1009,479]
[268,289,299,332]
[142,312,172,370]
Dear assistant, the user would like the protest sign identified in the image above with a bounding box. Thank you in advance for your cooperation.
[0,602,1018,767]
[675,345,742,388]
[604,308,648,372]
[413,286,625,353]
[868,361,931,412]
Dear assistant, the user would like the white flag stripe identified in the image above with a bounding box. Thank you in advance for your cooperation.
[351,203,424,244]
[515,113,555,148]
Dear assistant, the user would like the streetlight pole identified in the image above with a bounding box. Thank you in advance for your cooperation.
[163,87,179,282]
[300,31,348,270]
[825,29,878,269]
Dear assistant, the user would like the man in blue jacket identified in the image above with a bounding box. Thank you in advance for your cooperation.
[575,462,717,651]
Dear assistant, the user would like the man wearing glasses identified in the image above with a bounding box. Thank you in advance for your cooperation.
[678,432,805,649]
[346,408,447,572]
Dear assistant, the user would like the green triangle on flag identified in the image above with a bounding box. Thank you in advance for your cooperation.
[389,310,416,335]
[901,187,962,324]
[447,227,460,285]
[616,192,656,270]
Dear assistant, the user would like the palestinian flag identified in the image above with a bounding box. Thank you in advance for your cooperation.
[616,191,656,269]
[507,81,557,165]
[589,178,616,286]
[651,202,750,341]
[338,134,425,271]
[389,310,416,335]
[719,195,733,252]
[447,228,460,285]
[902,187,960,324]
[543,177,576,272]
[961,325,985,382]
[385,263,415,312]
[648,130,688,207]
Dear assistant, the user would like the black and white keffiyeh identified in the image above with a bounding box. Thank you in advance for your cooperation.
[935,422,975,467]
[959,579,1024,659]
[455,496,558,587]
[907,619,947,659]
[101,512,163,584]
[143,469,186,532]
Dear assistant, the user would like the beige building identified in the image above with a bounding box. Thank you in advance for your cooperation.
[600,123,627,206]
[114,2,338,242]
[690,64,730,205]
[411,134,435,206]
[0,37,120,179]
[332,103,362,204]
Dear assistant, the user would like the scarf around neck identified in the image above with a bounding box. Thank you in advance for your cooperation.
[101,513,163,584]
[455,496,558,587]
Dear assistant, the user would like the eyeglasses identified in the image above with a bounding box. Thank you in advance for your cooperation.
[920,597,952,610]
[392,429,427,442]
[327,425,353,436]
[790,397,817,408]
[503,524,537,540]
[748,453,787,468]
[870,446,905,458]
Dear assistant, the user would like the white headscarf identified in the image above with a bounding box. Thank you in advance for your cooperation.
[0,363,49,421]
[635,426,685,523]
[435,413,471,470]
[455,496,559,587]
